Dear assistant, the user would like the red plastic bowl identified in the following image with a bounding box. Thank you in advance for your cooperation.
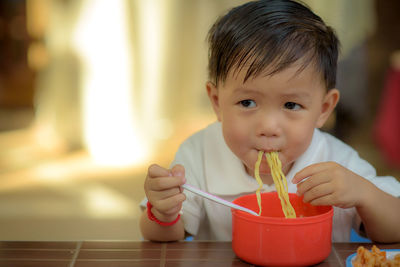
[231,192,333,266]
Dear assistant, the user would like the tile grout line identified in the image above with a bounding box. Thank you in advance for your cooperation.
[69,241,82,267]
[159,243,167,267]
[332,246,344,267]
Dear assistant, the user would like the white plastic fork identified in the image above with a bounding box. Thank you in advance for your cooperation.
[182,183,259,216]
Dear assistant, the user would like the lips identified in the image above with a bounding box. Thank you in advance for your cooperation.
[258,149,280,153]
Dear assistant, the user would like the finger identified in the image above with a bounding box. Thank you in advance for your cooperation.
[148,164,170,179]
[302,183,333,203]
[296,172,331,196]
[292,162,334,184]
[149,187,181,201]
[154,193,186,214]
[308,194,334,206]
[148,176,186,191]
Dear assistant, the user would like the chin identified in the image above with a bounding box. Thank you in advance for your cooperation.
[259,166,272,175]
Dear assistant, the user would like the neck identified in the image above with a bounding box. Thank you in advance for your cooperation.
[260,173,274,186]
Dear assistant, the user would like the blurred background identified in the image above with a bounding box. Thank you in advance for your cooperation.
[0,0,399,241]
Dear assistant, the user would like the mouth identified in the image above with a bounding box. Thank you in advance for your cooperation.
[258,149,281,153]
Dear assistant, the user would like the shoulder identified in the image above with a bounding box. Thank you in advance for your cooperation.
[172,122,222,184]
[312,129,377,178]
[176,122,220,157]
[315,129,354,153]
[314,129,361,161]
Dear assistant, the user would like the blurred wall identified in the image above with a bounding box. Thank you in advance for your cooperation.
[3,0,397,167]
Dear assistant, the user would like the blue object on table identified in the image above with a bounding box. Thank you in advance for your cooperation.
[185,236,194,241]
[350,228,371,243]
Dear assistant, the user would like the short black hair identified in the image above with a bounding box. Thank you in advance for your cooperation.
[207,0,339,89]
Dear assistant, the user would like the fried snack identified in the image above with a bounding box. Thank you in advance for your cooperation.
[352,245,400,267]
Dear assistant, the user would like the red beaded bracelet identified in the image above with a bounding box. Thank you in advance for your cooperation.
[147,201,181,226]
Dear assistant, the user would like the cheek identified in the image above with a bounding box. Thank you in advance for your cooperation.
[286,122,314,155]
[221,118,250,154]
[223,123,247,147]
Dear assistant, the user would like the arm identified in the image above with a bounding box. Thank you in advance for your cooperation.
[139,164,186,242]
[293,162,400,243]
[356,182,400,243]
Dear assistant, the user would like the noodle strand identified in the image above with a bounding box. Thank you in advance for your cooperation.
[266,152,296,218]
[254,151,264,216]
[253,150,296,218]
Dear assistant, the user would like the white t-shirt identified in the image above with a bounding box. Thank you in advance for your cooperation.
[143,122,400,242]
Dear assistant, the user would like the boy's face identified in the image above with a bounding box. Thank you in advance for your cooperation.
[207,63,339,180]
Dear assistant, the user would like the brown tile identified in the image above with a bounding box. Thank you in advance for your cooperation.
[166,249,237,260]
[165,259,249,267]
[0,241,77,249]
[323,249,341,263]
[74,260,160,267]
[81,241,161,250]
[230,260,256,267]
[165,242,249,266]
[335,246,363,262]
[0,249,74,259]
[313,262,342,267]
[166,241,232,250]
[334,242,364,251]
[304,249,341,267]
[0,260,71,267]
[77,249,161,260]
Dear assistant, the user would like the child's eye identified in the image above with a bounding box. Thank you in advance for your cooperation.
[239,99,256,108]
[284,102,301,110]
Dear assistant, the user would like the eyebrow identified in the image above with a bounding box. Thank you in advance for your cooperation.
[233,87,312,99]
[232,87,262,94]
[281,92,311,98]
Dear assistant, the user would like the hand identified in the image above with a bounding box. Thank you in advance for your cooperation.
[144,164,187,222]
[292,162,370,209]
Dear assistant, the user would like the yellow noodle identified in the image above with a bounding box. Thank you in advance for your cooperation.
[254,151,264,215]
[265,152,296,218]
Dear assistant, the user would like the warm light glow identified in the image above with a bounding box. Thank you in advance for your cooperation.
[72,0,147,166]
[84,185,134,218]
[138,0,163,136]
[26,0,49,38]
[27,42,49,71]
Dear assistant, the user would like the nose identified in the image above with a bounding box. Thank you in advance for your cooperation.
[256,110,282,138]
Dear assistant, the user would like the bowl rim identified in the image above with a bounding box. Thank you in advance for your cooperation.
[231,192,333,225]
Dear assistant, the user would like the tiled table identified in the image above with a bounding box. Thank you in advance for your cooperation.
[0,241,399,267]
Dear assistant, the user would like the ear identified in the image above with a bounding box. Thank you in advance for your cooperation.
[316,89,340,128]
[206,81,222,121]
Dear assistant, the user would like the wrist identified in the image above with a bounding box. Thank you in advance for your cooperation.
[151,206,179,222]
[357,180,379,210]
[147,202,181,226]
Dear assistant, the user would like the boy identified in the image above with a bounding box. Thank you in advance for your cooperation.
[140,0,400,242]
